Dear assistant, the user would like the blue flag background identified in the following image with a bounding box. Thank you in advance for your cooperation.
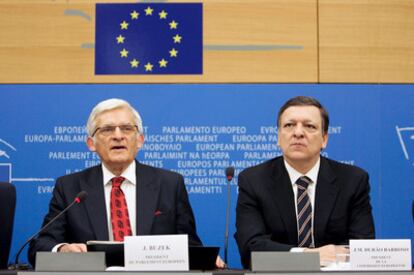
[95,3,203,75]
[2,84,414,267]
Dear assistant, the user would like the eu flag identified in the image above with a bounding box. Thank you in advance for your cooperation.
[95,3,202,75]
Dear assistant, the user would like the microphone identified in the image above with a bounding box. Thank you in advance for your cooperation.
[11,191,88,270]
[225,166,234,182]
[224,166,234,266]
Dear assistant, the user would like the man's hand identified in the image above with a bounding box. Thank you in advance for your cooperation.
[215,256,226,269]
[58,243,87,253]
[305,244,349,266]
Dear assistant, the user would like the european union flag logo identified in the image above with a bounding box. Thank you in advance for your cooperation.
[95,3,203,75]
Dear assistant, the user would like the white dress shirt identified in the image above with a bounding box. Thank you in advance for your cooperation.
[284,157,320,251]
[53,162,137,251]
[102,161,137,240]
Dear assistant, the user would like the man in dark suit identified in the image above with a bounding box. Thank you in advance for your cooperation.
[235,96,375,268]
[29,98,224,267]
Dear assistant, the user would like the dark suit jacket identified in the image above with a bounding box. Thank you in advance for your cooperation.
[235,156,375,268]
[28,161,202,266]
[0,182,16,269]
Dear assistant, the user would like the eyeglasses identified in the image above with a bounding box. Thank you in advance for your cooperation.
[92,124,139,137]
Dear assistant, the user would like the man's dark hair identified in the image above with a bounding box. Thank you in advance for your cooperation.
[277,96,329,134]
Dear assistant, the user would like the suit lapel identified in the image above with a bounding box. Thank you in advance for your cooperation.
[313,157,339,244]
[136,162,160,235]
[267,158,298,243]
[80,166,109,240]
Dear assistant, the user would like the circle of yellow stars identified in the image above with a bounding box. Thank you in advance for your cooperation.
[115,6,183,73]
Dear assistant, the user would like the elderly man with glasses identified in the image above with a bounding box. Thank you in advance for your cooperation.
[28,98,224,268]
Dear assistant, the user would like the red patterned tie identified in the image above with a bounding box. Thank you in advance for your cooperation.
[110,176,132,241]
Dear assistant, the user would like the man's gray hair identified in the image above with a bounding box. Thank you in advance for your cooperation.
[86,98,143,137]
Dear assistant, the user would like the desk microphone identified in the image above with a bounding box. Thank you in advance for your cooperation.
[11,191,88,270]
[224,166,234,266]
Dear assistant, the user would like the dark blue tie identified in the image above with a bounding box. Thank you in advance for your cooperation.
[296,176,314,247]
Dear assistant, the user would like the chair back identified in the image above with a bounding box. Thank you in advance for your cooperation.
[0,182,16,269]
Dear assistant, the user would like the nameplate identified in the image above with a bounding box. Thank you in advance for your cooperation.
[124,234,189,271]
[251,251,320,271]
[35,252,106,271]
[350,239,412,270]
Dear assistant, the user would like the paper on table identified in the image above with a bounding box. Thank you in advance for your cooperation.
[321,262,351,271]
[106,266,125,271]
[86,240,123,245]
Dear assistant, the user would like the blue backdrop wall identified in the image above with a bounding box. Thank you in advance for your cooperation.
[0,84,413,268]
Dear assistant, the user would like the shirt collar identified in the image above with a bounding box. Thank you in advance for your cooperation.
[102,161,136,186]
[284,157,320,186]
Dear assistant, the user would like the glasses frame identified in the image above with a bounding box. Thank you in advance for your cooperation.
[91,124,139,137]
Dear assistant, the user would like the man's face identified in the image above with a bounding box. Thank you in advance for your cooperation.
[278,105,328,168]
[86,107,144,173]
